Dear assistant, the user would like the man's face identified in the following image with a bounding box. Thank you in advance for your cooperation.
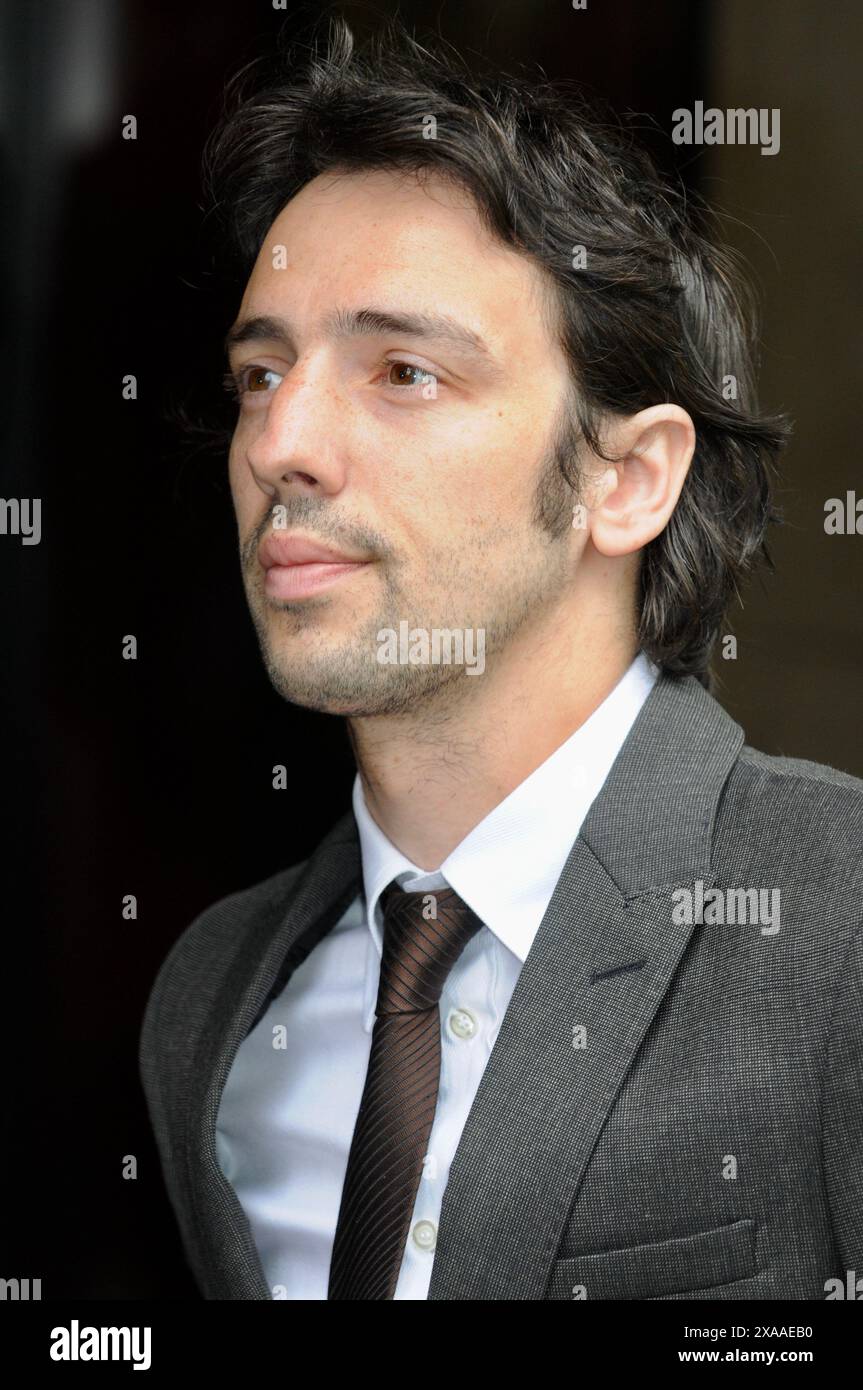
[226,167,582,715]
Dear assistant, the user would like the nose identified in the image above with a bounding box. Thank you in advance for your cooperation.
[243,355,349,499]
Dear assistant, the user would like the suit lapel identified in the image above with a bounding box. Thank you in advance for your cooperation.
[187,812,362,1299]
[428,674,744,1299]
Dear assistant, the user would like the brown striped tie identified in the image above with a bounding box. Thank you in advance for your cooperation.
[327,882,484,1300]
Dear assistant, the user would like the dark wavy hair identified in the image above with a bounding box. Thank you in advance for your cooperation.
[199,14,791,684]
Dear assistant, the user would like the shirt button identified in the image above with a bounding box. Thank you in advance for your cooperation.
[412,1220,437,1252]
[448,1007,477,1040]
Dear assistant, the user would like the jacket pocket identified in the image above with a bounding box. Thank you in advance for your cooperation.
[546,1218,758,1300]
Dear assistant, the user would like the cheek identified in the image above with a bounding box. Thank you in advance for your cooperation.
[227,433,243,486]
[399,412,527,507]
[227,437,260,509]
[226,450,261,543]
[393,454,530,563]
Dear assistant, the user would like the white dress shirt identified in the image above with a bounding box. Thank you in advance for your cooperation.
[215,651,658,1298]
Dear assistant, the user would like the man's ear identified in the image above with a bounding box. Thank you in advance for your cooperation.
[586,404,696,558]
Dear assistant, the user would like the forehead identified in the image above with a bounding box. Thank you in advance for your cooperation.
[238,168,561,366]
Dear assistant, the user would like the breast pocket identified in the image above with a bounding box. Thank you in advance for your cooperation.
[546,1218,758,1300]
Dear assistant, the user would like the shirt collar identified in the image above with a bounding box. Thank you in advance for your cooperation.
[353,650,658,964]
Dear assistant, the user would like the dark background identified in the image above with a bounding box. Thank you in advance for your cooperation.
[1,0,860,1298]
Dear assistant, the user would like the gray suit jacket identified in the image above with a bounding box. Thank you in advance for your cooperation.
[138,672,863,1299]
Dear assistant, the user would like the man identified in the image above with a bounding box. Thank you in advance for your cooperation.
[139,18,863,1300]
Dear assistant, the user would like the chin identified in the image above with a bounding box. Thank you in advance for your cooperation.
[261,656,373,716]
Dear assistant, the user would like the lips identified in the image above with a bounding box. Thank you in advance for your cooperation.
[258,532,372,601]
[259,534,367,568]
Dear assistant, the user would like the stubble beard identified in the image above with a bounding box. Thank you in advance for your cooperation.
[244,406,582,718]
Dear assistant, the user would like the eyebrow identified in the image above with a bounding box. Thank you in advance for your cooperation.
[224,306,499,372]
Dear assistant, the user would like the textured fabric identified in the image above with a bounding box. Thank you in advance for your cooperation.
[138,672,863,1300]
[328,885,483,1299]
[212,651,656,1300]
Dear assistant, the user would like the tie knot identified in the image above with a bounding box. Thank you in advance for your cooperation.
[376,883,483,1016]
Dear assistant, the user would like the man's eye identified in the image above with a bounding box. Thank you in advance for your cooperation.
[385,360,438,391]
[248,366,280,392]
[223,365,282,401]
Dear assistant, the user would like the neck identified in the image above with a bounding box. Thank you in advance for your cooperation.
[348,600,638,871]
